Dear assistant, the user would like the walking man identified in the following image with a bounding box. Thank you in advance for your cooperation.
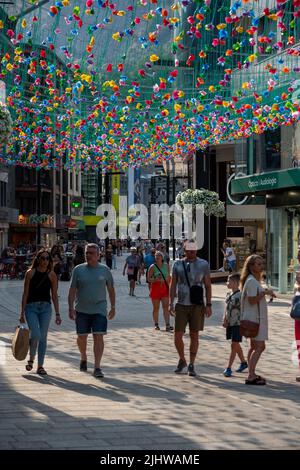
[169,240,212,376]
[68,243,116,378]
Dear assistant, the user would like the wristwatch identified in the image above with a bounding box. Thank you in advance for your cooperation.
[206,303,212,307]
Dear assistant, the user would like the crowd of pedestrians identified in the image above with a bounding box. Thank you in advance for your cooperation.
[14,237,300,385]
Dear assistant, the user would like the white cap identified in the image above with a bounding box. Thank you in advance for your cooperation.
[184,240,198,251]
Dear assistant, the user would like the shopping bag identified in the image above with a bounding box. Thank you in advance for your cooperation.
[11,324,30,361]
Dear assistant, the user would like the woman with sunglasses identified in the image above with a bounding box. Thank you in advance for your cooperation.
[19,249,61,375]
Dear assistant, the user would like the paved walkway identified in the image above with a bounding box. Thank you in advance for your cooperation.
[0,256,299,450]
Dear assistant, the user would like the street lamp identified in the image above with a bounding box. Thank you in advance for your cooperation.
[36,168,41,246]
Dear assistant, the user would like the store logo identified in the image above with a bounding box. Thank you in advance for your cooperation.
[95,198,204,247]
[227,173,249,205]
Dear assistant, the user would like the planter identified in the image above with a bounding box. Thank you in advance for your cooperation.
[176,188,225,217]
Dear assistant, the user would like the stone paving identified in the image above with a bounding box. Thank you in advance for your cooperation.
[0,256,299,450]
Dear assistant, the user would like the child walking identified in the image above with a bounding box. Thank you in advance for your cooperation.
[222,273,248,377]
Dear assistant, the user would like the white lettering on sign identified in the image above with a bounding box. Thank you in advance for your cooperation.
[248,177,277,189]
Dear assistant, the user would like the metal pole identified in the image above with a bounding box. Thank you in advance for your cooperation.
[166,162,170,254]
[36,170,41,247]
[97,166,102,206]
[104,172,110,204]
[172,176,176,260]
[16,0,50,19]
[60,166,63,217]
[187,156,191,189]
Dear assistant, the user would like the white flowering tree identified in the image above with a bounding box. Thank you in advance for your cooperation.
[176,188,225,218]
[0,102,13,148]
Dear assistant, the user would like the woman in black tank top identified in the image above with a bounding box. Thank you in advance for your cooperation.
[20,249,61,375]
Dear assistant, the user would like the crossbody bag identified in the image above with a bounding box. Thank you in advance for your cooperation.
[240,286,260,338]
[154,264,169,291]
[182,261,204,306]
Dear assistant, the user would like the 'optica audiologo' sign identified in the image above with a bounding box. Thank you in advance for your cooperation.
[248,177,277,189]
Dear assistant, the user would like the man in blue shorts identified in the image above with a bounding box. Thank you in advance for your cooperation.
[68,243,116,378]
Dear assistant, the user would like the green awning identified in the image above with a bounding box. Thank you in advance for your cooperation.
[231,168,300,195]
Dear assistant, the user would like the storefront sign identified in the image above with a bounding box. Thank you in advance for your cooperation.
[231,168,300,195]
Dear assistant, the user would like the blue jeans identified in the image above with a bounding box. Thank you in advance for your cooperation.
[228,260,236,272]
[25,302,52,366]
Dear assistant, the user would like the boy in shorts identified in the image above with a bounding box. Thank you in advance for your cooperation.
[222,273,248,377]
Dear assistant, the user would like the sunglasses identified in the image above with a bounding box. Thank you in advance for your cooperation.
[39,255,49,261]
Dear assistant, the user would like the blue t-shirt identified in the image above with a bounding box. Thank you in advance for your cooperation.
[144,253,155,269]
[70,263,114,315]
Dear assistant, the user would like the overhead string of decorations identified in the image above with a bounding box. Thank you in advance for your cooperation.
[0,0,300,170]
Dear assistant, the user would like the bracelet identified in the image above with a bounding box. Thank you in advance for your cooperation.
[206,303,212,307]
[56,313,61,316]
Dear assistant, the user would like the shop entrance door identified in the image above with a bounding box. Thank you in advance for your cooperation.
[267,206,300,293]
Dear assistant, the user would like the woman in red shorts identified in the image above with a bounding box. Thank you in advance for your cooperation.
[147,251,173,332]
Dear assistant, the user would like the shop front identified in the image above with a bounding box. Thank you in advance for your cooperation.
[231,169,300,293]
[10,214,56,248]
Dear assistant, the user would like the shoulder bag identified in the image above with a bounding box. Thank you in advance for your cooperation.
[240,287,260,338]
[11,324,29,361]
[182,261,203,306]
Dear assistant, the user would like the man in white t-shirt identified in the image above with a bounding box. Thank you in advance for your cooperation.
[225,242,236,272]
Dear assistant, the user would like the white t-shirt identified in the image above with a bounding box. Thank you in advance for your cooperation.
[226,247,236,262]
[241,274,268,341]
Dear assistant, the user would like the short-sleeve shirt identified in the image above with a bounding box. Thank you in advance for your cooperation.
[70,263,114,315]
[226,247,236,262]
[225,290,241,326]
[144,253,155,269]
[126,255,141,268]
[241,274,268,340]
[172,258,210,306]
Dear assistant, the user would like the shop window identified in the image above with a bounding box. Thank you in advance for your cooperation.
[257,15,277,61]
[0,181,7,207]
[261,128,281,171]
[234,139,248,175]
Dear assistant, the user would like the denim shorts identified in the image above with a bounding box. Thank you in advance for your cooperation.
[75,312,107,336]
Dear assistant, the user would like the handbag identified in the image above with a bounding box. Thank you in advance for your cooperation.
[290,296,300,320]
[240,287,260,338]
[11,324,30,361]
[240,319,259,338]
[182,261,203,306]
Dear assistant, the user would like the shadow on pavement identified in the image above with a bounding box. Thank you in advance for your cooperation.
[0,369,202,450]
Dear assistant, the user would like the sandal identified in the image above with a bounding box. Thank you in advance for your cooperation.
[37,366,47,376]
[245,376,266,385]
[26,360,34,371]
